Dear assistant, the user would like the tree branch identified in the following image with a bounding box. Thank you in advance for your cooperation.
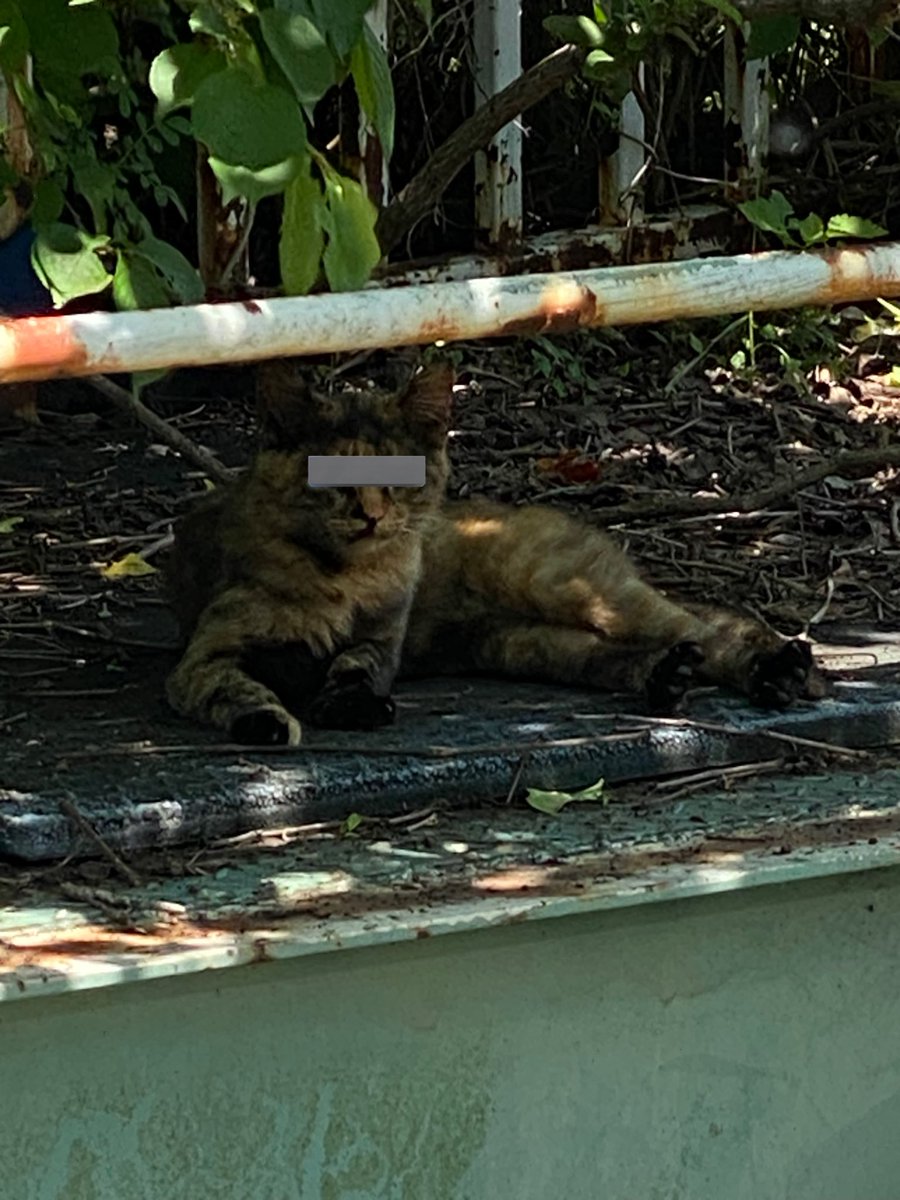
[376,44,586,257]
[593,445,900,526]
[87,375,237,487]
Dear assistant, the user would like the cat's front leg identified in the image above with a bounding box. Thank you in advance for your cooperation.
[307,597,412,731]
[167,597,302,747]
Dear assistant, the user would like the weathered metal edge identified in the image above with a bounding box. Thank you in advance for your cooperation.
[3,833,899,1007]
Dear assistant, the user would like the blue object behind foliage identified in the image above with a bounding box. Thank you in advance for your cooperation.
[0,224,53,315]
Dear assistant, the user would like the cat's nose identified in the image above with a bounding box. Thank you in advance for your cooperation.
[351,501,379,525]
[354,486,388,522]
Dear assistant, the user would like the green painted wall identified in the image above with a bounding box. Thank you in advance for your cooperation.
[4,868,900,1199]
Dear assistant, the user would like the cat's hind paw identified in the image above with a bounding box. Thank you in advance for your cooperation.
[308,682,396,731]
[646,641,704,715]
[230,704,301,747]
[747,639,824,709]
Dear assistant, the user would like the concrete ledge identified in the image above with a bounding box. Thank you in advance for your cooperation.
[3,678,900,862]
[3,763,900,1005]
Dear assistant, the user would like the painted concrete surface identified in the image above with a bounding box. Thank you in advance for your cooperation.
[3,866,900,1200]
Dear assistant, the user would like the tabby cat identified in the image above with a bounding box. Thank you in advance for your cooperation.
[165,360,826,745]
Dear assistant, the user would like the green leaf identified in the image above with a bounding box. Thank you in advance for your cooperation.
[136,236,204,305]
[30,178,65,225]
[542,14,606,48]
[72,158,118,233]
[825,214,889,241]
[746,15,801,60]
[113,251,171,311]
[304,0,373,60]
[320,169,381,291]
[0,515,24,534]
[23,0,119,101]
[738,190,795,243]
[280,166,324,294]
[31,222,111,308]
[584,47,615,72]
[149,43,227,116]
[259,9,337,105]
[698,0,742,23]
[350,21,395,160]
[210,154,303,206]
[340,811,363,835]
[525,777,605,816]
[796,212,824,246]
[192,71,307,170]
[0,0,28,72]
[187,4,230,40]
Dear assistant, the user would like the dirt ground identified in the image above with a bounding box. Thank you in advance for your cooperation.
[2,319,900,865]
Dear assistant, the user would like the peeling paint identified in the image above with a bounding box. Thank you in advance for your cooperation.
[0,314,90,382]
[0,242,899,384]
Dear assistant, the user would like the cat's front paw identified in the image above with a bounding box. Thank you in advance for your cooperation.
[308,682,396,731]
[230,704,301,746]
[748,639,825,709]
[646,641,704,715]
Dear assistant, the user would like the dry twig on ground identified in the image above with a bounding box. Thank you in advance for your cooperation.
[87,375,237,487]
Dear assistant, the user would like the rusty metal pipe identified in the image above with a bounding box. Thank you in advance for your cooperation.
[1,242,898,384]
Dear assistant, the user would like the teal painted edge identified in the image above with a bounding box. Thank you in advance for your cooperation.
[3,836,900,1006]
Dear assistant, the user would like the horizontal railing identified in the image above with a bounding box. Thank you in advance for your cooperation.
[1,242,898,384]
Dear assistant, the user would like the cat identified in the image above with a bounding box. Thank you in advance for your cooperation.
[165,360,827,746]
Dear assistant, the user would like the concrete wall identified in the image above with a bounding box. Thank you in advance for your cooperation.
[4,867,900,1200]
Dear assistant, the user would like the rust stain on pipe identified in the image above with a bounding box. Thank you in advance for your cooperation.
[818,245,878,304]
[499,281,600,338]
[0,315,90,383]
[1,242,900,385]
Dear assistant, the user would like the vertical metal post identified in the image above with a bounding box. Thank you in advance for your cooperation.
[473,0,523,247]
[724,24,769,197]
[598,64,646,225]
[741,52,770,182]
[359,0,391,208]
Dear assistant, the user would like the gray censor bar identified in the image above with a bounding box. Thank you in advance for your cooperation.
[308,455,426,488]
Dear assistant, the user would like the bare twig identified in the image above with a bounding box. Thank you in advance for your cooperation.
[87,375,236,487]
[595,445,900,526]
[653,758,784,792]
[58,797,142,886]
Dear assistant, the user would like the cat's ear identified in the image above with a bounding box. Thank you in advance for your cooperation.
[400,362,455,434]
[256,360,319,449]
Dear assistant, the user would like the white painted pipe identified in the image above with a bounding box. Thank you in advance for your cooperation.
[0,242,897,383]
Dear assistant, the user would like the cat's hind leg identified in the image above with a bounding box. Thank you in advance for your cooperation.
[429,618,704,714]
[685,604,827,707]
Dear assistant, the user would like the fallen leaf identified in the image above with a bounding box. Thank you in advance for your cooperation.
[525,777,605,815]
[100,552,158,579]
[0,516,24,534]
[536,449,601,484]
[340,812,363,836]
